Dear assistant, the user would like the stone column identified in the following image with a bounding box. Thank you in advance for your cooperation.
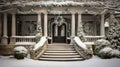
[101,14,105,36]
[10,13,16,44]
[0,14,1,44]
[71,13,75,37]
[2,13,8,45]
[71,13,75,43]
[44,13,48,36]
[37,13,42,37]
[77,13,82,35]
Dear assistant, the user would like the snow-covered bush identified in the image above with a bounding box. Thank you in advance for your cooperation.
[106,23,120,50]
[98,47,113,59]
[110,49,120,58]
[98,47,120,59]
[35,33,42,42]
[14,46,28,59]
[94,39,111,55]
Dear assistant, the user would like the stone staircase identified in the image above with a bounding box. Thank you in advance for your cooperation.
[39,43,84,61]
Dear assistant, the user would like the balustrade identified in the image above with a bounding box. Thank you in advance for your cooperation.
[13,36,36,45]
[84,36,105,42]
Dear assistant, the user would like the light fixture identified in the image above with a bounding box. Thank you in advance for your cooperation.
[104,21,109,27]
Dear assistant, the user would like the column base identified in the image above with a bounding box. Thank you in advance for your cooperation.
[1,36,8,45]
[70,36,75,44]
[10,37,16,45]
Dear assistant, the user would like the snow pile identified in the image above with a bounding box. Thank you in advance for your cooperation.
[74,37,87,50]
[14,46,27,54]
[0,55,120,67]
[33,36,47,50]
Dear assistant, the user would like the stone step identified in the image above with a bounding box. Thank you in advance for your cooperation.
[48,46,73,48]
[47,48,75,51]
[47,47,74,50]
[41,55,81,58]
[39,57,84,61]
[45,50,76,53]
[48,44,73,46]
[43,52,78,55]
[39,43,84,61]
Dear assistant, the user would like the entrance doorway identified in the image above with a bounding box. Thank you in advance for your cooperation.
[52,24,66,43]
[52,16,67,43]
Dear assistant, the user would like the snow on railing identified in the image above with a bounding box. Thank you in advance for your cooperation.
[30,36,48,60]
[13,36,36,42]
[33,36,47,50]
[73,37,93,59]
[84,36,105,42]
[74,37,87,50]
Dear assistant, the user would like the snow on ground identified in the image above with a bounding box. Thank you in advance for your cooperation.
[0,55,120,67]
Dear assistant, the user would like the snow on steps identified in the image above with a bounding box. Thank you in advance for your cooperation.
[39,43,84,61]
[39,58,83,61]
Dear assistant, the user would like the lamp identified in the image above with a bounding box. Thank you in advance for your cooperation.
[104,21,109,27]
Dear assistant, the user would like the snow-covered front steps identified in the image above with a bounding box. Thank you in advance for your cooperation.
[39,43,84,61]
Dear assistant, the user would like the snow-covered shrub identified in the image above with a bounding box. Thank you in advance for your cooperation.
[35,33,42,42]
[14,46,28,59]
[106,23,120,50]
[98,47,120,59]
[98,47,113,59]
[110,49,120,58]
[94,39,111,55]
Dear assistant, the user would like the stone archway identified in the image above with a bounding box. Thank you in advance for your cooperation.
[51,16,67,43]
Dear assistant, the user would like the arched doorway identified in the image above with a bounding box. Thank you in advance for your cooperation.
[51,16,67,43]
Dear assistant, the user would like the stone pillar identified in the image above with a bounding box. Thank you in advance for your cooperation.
[37,14,42,36]
[71,13,75,43]
[12,13,16,36]
[44,13,48,36]
[77,13,82,35]
[0,14,1,44]
[2,13,8,45]
[101,14,105,36]
[71,13,75,37]
[10,13,16,44]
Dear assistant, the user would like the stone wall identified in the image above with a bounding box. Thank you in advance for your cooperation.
[0,45,14,56]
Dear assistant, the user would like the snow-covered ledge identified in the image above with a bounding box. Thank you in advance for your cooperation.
[3,1,104,7]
